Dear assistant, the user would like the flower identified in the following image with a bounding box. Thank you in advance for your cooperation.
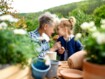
[80,22,90,30]
[75,33,82,40]
[0,14,19,22]
[13,29,27,35]
[80,21,96,31]
[96,33,105,44]
[75,20,105,65]
[0,22,7,29]
[100,19,105,24]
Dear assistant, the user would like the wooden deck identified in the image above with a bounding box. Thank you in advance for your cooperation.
[0,61,69,79]
[0,64,31,79]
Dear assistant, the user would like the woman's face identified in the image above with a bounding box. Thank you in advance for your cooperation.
[45,23,55,37]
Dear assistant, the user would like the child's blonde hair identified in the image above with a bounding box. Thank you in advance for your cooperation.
[69,16,76,26]
[58,16,76,34]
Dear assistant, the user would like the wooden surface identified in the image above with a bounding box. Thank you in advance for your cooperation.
[57,61,70,79]
[0,64,31,79]
[0,61,70,79]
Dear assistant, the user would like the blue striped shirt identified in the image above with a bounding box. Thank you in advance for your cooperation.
[28,28,50,57]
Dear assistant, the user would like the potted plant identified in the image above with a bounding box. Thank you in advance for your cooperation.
[31,56,51,79]
[0,14,37,79]
[75,19,105,79]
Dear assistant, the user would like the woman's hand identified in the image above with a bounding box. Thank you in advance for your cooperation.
[50,41,61,51]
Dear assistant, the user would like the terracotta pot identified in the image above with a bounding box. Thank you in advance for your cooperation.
[68,50,86,69]
[60,69,83,79]
[83,59,105,79]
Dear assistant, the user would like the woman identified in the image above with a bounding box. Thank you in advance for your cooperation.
[29,12,61,58]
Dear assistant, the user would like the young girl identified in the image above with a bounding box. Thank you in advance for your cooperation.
[56,17,83,61]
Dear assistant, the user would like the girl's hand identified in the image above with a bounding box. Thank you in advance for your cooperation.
[54,41,62,49]
[58,47,65,54]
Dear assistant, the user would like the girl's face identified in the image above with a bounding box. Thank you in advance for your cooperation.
[57,22,66,37]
